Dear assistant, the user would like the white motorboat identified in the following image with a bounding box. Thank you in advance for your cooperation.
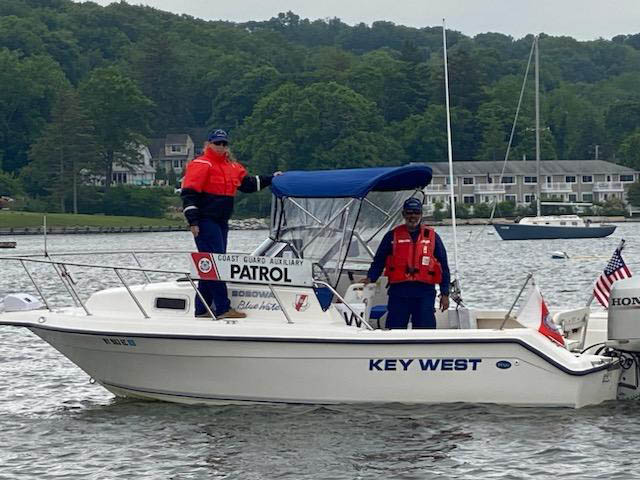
[1,164,638,408]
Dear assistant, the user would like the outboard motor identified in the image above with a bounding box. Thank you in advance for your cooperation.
[603,277,640,399]
[608,277,640,350]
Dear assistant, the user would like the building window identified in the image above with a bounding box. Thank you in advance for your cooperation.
[546,176,552,183]
[565,176,576,183]
[112,173,127,184]
[582,175,593,183]
[170,145,182,153]
[524,194,536,203]
[505,195,516,203]
[569,194,577,202]
[445,176,457,185]
[501,176,514,184]
[463,177,474,185]
[582,193,593,202]
[621,174,634,182]
[173,159,181,168]
[463,195,475,204]
[524,176,537,184]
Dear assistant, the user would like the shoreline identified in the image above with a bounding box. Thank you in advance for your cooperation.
[0,218,269,235]
[0,216,636,236]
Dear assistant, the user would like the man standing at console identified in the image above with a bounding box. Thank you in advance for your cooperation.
[363,197,450,329]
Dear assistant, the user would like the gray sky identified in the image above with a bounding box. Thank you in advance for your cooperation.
[84,0,639,40]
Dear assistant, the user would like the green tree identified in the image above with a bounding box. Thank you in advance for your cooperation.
[0,49,67,172]
[128,33,192,134]
[0,171,24,196]
[346,50,424,122]
[209,66,284,128]
[24,88,96,213]
[79,66,153,191]
[618,129,640,170]
[472,202,492,218]
[627,182,640,207]
[235,82,386,173]
[604,100,640,159]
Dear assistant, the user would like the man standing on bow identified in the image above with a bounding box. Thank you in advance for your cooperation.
[181,129,276,319]
[363,197,450,329]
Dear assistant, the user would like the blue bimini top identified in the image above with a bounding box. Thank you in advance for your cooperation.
[270,164,433,199]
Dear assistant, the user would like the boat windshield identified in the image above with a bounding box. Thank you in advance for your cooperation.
[270,191,415,286]
[267,165,432,287]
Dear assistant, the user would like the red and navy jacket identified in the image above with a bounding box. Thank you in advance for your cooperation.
[367,224,450,297]
[180,149,272,225]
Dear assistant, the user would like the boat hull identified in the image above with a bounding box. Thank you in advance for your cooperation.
[28,325,619,408]
[493,223,616,240]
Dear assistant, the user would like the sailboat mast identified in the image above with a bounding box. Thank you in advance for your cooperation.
[535,35,541,217]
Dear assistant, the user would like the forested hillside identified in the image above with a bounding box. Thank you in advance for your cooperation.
[1,0,640,213]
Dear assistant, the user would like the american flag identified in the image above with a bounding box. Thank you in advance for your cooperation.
[593,246,632,308]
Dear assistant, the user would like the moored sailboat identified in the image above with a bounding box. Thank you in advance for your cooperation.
[493,36,616,241]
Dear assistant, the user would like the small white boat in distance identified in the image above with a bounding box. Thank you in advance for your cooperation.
[0,165,637,408]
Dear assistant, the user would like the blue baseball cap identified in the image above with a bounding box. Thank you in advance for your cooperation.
[207,129,229,143]
[402,197,423,213]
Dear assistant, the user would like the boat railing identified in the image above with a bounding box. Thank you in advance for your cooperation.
[0,254,374,330]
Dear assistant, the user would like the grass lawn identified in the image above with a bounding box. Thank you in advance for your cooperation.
[0,211,185,228]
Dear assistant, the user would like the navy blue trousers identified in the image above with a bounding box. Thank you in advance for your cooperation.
[194,218,230,316]
[386,290,437,329]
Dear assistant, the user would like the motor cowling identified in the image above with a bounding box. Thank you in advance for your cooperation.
[607,277,640,351]
[0,293,44,312]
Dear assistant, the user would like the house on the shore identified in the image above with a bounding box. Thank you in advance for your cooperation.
[149,134,195,179]
[424,160,639,212]
[148,130,208,180]
[106,130,208,187]
[111,145,155,186]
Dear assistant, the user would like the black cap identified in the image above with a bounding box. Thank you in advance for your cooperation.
[402,197,423,212]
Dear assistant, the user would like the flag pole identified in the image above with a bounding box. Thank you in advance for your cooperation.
[500,272,534,330]
[585,238,626,307]
[442,19,462,299]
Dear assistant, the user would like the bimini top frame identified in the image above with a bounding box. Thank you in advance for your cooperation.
[265,165,433,287]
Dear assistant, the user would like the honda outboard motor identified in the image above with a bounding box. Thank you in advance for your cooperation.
[604,277,640,399]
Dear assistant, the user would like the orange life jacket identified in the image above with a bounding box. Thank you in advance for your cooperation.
[181,148,247,196]
[384,224,442,285]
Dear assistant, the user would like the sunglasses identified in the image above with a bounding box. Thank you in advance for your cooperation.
[212,141,228,146]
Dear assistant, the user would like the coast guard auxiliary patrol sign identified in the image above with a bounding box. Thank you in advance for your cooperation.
[190,253,313,287]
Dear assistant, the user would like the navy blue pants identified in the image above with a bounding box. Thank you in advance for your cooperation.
[194,218,230,316]
[386,290,437,329]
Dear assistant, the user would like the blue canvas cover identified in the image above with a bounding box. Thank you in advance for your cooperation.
[270,164,432,198]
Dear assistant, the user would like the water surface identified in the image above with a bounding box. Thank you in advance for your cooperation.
[1,225,639,479]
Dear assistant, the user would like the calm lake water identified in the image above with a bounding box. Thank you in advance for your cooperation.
[1,224,640,479]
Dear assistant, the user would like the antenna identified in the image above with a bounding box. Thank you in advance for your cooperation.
[442,19,461,294]
[43,215,48,257]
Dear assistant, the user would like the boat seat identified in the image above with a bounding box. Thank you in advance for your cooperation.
[553,307,590,351]
[370,305,387,320]
[337,283,379,327]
